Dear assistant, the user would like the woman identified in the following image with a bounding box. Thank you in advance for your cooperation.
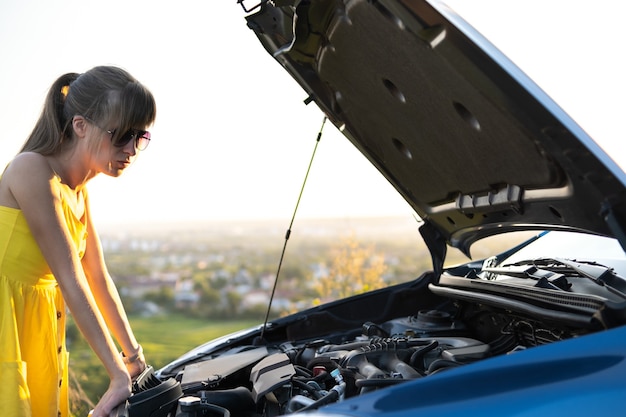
[0,66,157,417]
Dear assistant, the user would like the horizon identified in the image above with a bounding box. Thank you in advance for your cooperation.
[95,213,423,235]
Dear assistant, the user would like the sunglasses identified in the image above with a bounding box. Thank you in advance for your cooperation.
[109,128,151,151]
[84,117,151,151]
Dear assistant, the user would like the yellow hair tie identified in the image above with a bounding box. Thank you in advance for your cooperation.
[60,85,69,98]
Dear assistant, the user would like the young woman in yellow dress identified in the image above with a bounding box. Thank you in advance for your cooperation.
[0,65,156,417]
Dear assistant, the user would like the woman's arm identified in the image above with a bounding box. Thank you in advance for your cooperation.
[6,153,131,416]
[81,190,146,378]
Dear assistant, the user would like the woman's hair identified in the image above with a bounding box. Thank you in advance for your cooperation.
[21,66,157,155]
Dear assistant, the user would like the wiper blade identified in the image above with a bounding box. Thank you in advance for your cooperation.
[482,262,572,291]
[490,258,626,298]
[551,258,626,298]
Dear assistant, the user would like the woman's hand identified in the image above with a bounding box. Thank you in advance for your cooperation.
[89,371,132,417]
[89,347,146,417]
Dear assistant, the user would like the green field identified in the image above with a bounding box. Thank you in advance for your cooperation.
[68,315,259,416]
[126,315,259,368]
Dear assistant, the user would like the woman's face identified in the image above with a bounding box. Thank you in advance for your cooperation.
[85,119,150,177]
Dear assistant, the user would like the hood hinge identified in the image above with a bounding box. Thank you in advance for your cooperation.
[419,221,447,278]
[601,199,626,254]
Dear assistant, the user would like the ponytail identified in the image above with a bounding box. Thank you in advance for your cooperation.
[21,73,80,154]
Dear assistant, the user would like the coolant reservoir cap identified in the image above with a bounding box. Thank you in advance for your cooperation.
[179,396,201,407]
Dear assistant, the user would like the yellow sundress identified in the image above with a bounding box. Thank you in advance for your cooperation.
[0,176,88,417]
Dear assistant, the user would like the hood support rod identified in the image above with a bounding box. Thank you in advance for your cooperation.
[256,116,328,345]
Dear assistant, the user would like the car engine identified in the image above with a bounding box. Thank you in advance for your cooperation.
[123,281,594,417]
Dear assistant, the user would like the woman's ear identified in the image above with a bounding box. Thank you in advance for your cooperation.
[71,115,88,139]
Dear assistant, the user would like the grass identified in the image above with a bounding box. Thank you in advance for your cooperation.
[128,315,260,368]
[67,314,259,416]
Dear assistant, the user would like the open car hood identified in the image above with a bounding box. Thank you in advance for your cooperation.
[243,0,626,255]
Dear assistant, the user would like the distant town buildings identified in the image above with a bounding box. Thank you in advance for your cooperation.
[99,217,433,318]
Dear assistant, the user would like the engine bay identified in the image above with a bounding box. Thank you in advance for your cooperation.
[126,271,601,417]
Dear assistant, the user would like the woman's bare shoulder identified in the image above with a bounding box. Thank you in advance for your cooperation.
[5,152,53,180]
[1,153,52,208]
[9,151,49,168]
[2,152,57,203]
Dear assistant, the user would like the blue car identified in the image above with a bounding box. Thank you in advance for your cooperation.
[123,1,626,416]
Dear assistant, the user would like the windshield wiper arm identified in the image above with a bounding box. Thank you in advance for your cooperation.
[481,263,572,291]
[491,258,626,298]
[551,258,626,298]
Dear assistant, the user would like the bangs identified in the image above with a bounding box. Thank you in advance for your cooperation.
[112,81,157,135]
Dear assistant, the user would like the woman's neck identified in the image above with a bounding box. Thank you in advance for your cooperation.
[46,152,94,190]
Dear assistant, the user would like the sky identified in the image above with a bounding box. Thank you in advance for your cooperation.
[0,0,623,229]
